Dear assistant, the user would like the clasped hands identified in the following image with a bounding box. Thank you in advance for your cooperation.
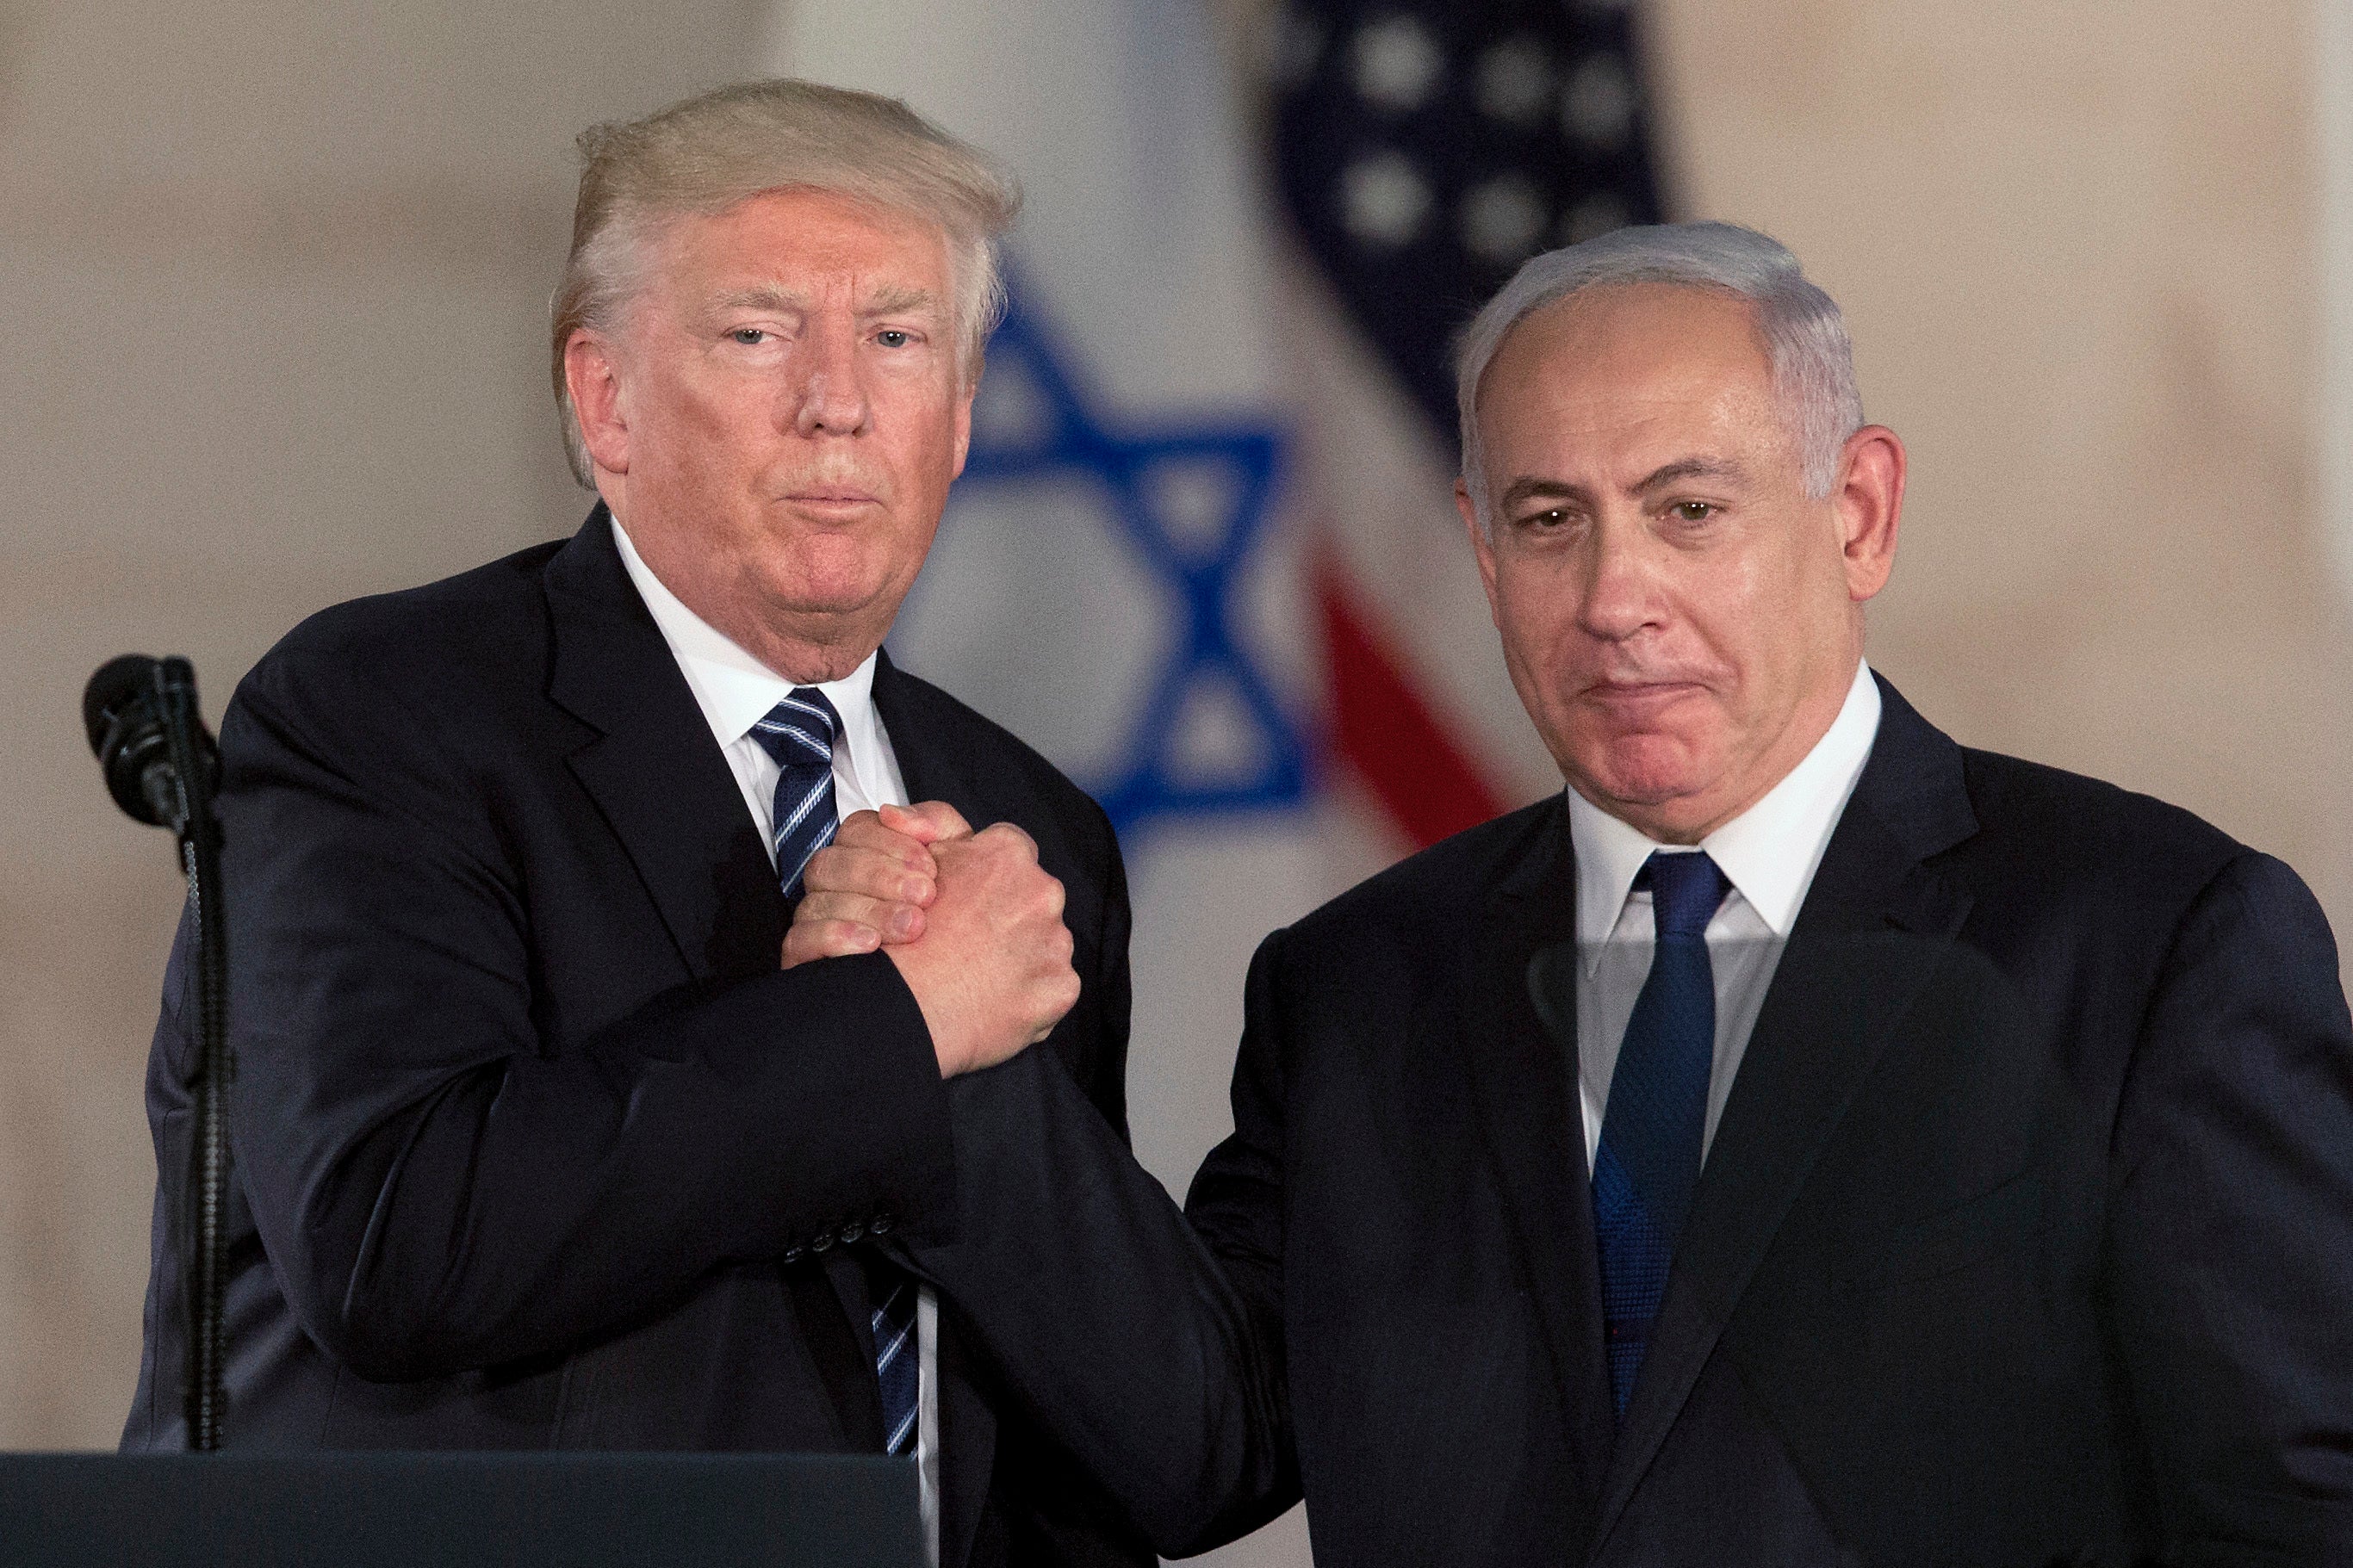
[785,803,1080,1077]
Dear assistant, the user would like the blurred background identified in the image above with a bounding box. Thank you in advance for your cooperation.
[5,2,2350,1564]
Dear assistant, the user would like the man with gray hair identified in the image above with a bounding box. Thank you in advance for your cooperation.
[804,220,2353,1561]
[123,78,1152,1567]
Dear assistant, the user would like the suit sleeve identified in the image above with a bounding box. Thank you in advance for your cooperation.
[902,929,1300,1557]
[2106,851,2353,1560]
[1083,805,1136,1147]
[218,649,955,1385]
[1028,793,1134,1148]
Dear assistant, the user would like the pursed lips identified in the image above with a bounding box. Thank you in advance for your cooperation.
[1579,678,1709,715]
[782,487,883,517]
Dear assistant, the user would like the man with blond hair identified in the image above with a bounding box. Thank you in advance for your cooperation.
[122,80,1150,1567]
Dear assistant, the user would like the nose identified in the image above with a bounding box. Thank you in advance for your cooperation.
[1577,515,1666,645]
[792,319,871,438]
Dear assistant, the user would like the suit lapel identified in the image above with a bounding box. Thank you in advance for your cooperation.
[872,648,997,829]
[542,506,785,982]
[1589,679,1978,1549]
[1461,803,1618,1520]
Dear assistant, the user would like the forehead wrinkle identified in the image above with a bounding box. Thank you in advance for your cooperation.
[711,284,809,313]
[1629,456,1751,496]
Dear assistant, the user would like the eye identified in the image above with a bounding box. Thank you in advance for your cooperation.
[1524,508,1569,529]
[1670,499,1716,522]
[875,329,912,349]
[728,327,768,346]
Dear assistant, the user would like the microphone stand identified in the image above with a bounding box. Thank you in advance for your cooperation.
[155,657,233,1453]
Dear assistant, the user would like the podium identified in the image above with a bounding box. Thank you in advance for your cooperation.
[0,1452,922,1567]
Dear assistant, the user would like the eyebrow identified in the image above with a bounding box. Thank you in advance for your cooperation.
[710,284,944,319]
[714,285,806,314]
[1495,456,1752,515]
[861,284,943,319]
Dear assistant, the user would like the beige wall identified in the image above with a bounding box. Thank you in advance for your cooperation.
[1642,0,2353,936]
[2,0,2342,1466]
[0,0,761,1447]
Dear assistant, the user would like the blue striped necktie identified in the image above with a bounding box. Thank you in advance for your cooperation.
[748,688,920,1455]
[750,688,841,902]
[1591,850,1731,1416]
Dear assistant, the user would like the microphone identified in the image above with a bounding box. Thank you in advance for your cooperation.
[84,654,220,833]
[83,653,233,1451]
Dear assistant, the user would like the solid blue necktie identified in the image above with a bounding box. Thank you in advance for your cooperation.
[748,689,919,1455]
[1591,850,1731,1416]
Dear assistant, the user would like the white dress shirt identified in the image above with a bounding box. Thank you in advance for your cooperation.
[612,518,940,1563]
[1566,660,1883,1169]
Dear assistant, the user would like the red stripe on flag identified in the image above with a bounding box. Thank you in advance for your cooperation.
[1315,551,1506,849]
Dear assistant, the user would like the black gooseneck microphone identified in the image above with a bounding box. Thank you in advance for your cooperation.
[84,654,232,1453]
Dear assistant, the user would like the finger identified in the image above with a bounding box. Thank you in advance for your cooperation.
[976,821,1040,860]
[798,890,927,942]
[802,844,938,906]
[781,918,883,969]
[1025,970,1081,1044]
[887,800,975,842]
[832,811,940,867]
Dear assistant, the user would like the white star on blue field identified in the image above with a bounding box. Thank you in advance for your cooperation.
[900,282,1309,840]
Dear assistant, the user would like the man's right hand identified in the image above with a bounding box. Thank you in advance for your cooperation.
[790,803,1080,1077]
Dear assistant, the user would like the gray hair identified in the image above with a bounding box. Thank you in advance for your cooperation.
[550,79,1022,489]
[1455,220,1863,525]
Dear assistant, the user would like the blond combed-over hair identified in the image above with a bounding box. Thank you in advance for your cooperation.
[550,79,1022,488]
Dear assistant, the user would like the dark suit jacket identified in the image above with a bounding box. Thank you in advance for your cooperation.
[123,508,1153,1568]
[912,676,2353,1565]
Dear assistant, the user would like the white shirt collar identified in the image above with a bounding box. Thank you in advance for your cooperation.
[607,514,883,755]
[1568,660,1883,958]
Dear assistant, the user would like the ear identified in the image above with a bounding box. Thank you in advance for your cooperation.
[1456,480,1505,629]
[1834,425,1905,603]
[563,331,631,477]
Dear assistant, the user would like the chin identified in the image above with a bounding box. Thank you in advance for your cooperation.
[757,551,895,617]
[1578,734,1717,813]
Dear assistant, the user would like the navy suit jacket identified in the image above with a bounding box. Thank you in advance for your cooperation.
[124,510,1153,1568]
[913,676,2353,1565]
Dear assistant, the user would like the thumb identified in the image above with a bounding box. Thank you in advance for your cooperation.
[885,800,975,843]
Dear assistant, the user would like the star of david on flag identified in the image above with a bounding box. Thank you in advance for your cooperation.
[925,284,1309,840]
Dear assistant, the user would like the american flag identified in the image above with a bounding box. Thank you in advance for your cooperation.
[1263,0,1668,851]
[1268,0,1667,439]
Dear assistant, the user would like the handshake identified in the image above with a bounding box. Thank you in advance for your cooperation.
[783,803,1080,1077]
